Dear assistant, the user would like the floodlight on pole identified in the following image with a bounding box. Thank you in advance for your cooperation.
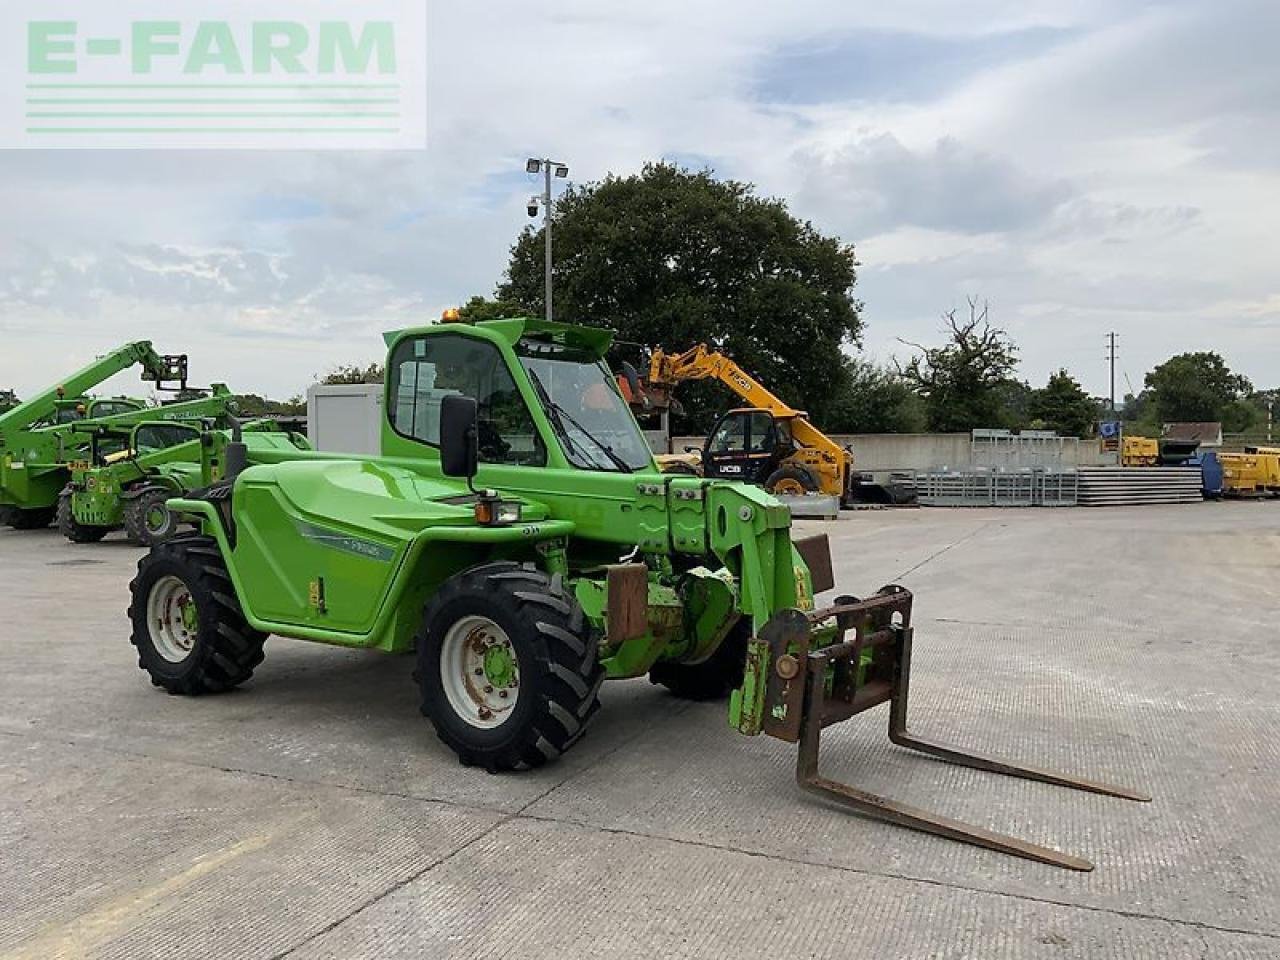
[524,156,570,322]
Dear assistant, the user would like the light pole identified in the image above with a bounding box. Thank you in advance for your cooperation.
[526,157,569,322]
[1105,332,1119,414]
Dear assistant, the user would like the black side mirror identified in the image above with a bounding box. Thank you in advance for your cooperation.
[620,362,648,410]
[223,414,247,482]
[440,394,479,480]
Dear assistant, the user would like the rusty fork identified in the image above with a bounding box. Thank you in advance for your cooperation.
[774,587,1150,872]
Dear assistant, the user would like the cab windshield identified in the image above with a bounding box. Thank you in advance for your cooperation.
[515,339,653,472]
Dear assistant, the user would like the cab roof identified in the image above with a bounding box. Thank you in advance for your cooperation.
[384,316,614,358]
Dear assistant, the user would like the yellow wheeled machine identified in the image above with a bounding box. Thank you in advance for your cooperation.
[628,345,858,502]
[1220,447,1280,496]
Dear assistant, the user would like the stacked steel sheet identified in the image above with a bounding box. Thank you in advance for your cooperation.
[1076,466,1203,506]
[914,468,1078,507]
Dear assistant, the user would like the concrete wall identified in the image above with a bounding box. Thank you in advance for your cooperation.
[667,433,1107,472]
[838,434,971,472]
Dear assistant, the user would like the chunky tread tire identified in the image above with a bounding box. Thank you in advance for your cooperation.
[649,618,751,701]
[128,533,267,695]
[765,465,819,496]
[417,561,603,773]
[56,494,109,544]
[124,488,179,546]
[8,507,54,530]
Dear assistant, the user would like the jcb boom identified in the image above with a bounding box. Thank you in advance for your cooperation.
[127,314,1147,870]
[643,345,856,501]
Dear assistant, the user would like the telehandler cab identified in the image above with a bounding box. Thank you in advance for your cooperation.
[129,315,1146,870]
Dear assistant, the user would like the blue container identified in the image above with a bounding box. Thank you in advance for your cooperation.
[1192,451,1223,498]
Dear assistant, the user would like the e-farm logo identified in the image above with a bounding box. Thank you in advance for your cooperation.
[1,1,426,149]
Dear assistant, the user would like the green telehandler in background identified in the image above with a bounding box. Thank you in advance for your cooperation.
[127,314,1147,871]
[0,343,234,530]
[59,418,311,545]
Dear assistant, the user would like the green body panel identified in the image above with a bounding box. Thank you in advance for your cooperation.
[173,485,575,654]
[173,317,821,739]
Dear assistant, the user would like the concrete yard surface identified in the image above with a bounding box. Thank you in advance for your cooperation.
[1,502,1278,959]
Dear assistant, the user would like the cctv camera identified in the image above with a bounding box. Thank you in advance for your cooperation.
[527,202,539,218]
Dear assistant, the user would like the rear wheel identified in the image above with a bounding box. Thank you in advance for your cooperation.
[56,494,109,543]
[766,465,819,497]
[649,618,751,701]
[128,535,267,694]
[417,562,604,772]
[124,488,180,546]
[7,506,54,530]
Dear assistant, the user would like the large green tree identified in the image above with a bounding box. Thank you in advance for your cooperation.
[1144,352,1251,423]
[235,393,305,416]
[896,299,1020,432]
[318,363,384,385]
[827,359,927,434]
[1028,369,1099,437]
[497,162,862,432]
[458,295,525,324]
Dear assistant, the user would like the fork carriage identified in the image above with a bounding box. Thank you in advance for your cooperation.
[757,585,1150,871]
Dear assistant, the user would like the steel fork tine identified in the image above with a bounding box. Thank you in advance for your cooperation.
[888,626,1151,803]
[796,657,1095,871]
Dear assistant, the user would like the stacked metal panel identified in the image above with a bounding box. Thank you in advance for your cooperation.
[1076,467,1203,506]
[915,468,1078,507]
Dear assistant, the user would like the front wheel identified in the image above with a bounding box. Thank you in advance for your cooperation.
[124,488,180,545]
[766,465,819,497]
[416,562,604,772]
[128,535,267,694]
[649,618,751,701]
[57,494,109,543]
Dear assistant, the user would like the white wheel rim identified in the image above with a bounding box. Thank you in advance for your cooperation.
[148,575,199,663]
[439,615,521,729]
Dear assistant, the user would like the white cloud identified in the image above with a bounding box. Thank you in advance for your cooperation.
[0,0,1277,401]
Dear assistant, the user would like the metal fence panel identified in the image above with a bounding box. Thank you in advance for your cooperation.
[915,468,1079,508]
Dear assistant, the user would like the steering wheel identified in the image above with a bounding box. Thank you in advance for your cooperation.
[477,419,511,461]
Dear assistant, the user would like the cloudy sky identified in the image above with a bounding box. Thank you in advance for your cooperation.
[2,0,1277,402]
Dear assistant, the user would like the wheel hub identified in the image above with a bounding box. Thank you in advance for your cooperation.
[146,503,168,531]
[482,644,516,688]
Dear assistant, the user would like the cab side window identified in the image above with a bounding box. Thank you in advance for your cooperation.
[94,401,137,418]
[746,412,777,453]
[134,424,198,455]
[709,415,748,453]
[388,335,546,466]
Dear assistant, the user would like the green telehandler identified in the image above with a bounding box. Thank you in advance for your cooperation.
[0,343,233,530]
[59,418,311,545]
[128,315,1147,870]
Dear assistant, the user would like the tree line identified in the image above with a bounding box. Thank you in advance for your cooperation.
[5,163,1268,439]
[459,162,1271,439]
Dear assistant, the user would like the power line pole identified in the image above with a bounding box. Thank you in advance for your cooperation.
[525,158,569,322]
[1106,332,1119,413]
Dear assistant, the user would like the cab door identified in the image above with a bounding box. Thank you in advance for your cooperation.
[702,411,780,484]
